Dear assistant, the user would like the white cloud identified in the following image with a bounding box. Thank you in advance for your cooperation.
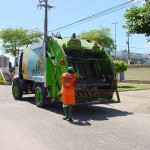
[142,0,146,3]
[140,40,150,53]
[132,0,146,4]
[144,40,150,47]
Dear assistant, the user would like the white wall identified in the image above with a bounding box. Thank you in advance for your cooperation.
[0,55,9,68]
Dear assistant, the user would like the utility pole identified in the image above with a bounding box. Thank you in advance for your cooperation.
[37,0,53,44]
[112,22,119,60]
[126,32,131,65]
[37,0,54,87]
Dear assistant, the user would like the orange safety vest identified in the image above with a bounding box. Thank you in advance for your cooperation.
[61,73,76,105]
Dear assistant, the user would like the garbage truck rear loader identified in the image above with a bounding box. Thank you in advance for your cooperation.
[12,35,119,107]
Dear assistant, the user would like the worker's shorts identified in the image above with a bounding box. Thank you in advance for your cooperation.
[62,93,75,105]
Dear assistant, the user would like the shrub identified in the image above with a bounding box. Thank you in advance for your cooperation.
[113,60,128,73]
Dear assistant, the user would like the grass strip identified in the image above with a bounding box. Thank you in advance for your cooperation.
[118,83,150,91]
[0,72,5,84]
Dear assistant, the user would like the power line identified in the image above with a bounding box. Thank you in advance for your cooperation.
[55,1,142,32]
[117,45,147,50]
[50,1,132,32]
[49,0,142,32]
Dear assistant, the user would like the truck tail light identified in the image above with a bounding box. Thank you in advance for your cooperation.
[60,59,65,65]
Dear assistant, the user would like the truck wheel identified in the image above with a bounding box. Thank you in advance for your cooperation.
[35,86,45,107]
[12,83,23,100]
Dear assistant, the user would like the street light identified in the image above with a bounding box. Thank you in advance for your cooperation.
[112,22,119,60]
[0,39,4,68]
[126,32,131,65]
[1,48,4,68]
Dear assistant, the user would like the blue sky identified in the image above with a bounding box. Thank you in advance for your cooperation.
[0,0,149,62]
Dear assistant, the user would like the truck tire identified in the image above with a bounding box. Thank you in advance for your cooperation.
[35,86,45,108]
[12,82,23,100]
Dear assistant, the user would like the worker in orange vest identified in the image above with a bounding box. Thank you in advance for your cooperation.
[61,67,76,122]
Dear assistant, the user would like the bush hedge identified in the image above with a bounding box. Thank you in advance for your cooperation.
[113,60,128,73]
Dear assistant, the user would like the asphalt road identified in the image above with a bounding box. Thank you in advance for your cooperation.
[0,85,150,150]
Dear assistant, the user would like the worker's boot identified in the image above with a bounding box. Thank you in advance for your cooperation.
[63,105,68,120]
[68,105,73,122]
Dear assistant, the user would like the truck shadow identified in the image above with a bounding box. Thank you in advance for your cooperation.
[72,105,133,126]
[22,96,133,126]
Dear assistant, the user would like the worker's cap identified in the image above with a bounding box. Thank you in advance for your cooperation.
[67,67,74,72]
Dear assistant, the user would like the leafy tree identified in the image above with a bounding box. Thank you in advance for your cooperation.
[123,2,150,41]
[0,28,43,56]
[78,27,115,51]
[21,29,43,48]
[145,0,150,4]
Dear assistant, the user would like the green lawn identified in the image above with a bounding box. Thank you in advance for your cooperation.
[0,72,5,84]
[118,83,150,91]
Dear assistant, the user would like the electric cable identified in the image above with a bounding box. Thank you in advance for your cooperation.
[117,45,147,50]
[49,0,142,32]
[51,3,138,32]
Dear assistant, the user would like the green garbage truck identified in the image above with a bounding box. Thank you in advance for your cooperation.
[11,34,119,107]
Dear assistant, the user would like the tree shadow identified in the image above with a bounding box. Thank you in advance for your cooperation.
[118,86,135,88]
[21,96,133,126]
